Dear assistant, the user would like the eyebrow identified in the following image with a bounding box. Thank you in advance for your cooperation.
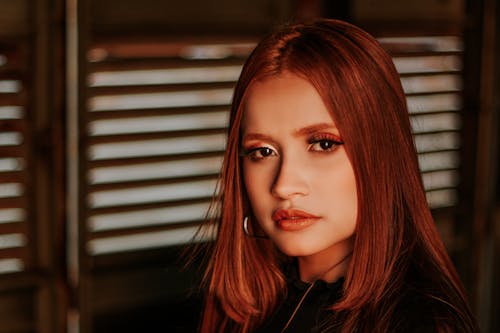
[293,123,338,137]
[242,123,338,143]
[241,133,278,146]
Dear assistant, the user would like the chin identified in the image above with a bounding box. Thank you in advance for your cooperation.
[275,243,316,257]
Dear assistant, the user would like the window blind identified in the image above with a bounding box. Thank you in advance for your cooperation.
[84,40,254,256]
[0,42,30,275]
[379,36,463,208]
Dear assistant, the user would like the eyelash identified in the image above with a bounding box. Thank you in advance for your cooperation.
[241,133,343,161]
[308,133,344,152]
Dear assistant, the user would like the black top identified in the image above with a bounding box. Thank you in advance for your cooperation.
[254,267,439,333]
[255,274,344,333]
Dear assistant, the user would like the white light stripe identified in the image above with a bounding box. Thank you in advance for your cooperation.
[89,66,242,87]
[87,224,215,255]
[0,208,25,223]
[89,156,222,184]
[89,179,217,208]
[89,133,226,160]
[90,88,233,111]
[0,259,24,274]
[89,202,211,231]
[0,233,27,249]
[0,158,24,172]
[426,189,458,208]
[410,113,461,134]
[89,111,229,136]
[0,132,23,146]
[407,94,461,114]
[393,55,461,74]
[0,183,23,198]
[0,106,23,119]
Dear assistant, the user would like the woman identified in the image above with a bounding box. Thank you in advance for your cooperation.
[198,19,478,332]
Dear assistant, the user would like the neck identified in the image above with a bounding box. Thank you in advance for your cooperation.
[297,237,354,283]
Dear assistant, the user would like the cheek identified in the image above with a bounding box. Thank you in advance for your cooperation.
[315,160,358,221]
[242,162,274,211]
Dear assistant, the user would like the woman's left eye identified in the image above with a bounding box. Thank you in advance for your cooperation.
[309,139,341,152]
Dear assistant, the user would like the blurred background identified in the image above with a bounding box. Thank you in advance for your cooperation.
[0,0,498,332]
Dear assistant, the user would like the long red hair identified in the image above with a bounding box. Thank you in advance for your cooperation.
[199,19,477,332]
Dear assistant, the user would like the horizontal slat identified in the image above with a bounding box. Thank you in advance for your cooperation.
[88,178,217,209]
[418,151,459,172]
[88,111,228,137]
[414,132,460,153]
[0,80,22,93]
[88,201,211,232]
[87,150,223,168]
[0,208,25,224]
[422,170,459,191]
[0,258,24,274]
[88,40,256,61]
[0,132,23,146]
[87,104,228,120]
[88,133,226,160]
[89,155,222,185]
[0,106,24,119]
[89,88,233,112]
[86,224,215,255]
[88,57,246,72]
[426,189,458,208]
[386,51,461,58]
[87,128,226,145]
[400,74,461,94]
[88,173,217,192]
[0,233,27,250]
[378,36,462,54]
[88,81,236,97]
[0,183,23,199]
[393,55,461,74]
[89,65,242,87]
[88,197,211,215]
[410,112,461,134]
[89,220,202,239]
[407,93,461,114]
[0,158,24,172]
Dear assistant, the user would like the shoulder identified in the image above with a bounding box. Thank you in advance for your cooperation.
[390,288,438,332]
[390,286,470,333]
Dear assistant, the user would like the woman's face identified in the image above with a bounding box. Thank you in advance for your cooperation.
[241,72,358,261]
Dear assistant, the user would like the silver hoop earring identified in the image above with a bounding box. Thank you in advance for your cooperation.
[243,216,251,236]
[243,216,268,238]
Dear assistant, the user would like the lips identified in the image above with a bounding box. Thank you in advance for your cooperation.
[272,208,320,231]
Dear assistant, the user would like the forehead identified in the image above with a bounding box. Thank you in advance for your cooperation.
[242,73,336,132]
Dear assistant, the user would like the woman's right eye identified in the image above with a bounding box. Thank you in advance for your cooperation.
[243,147,276,161]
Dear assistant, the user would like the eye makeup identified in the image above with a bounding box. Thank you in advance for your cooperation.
[307,132,344,152]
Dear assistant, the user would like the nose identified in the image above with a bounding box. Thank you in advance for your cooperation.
[271,155,309,199]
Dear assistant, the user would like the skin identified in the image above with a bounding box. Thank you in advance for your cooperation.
[241,72,358,283]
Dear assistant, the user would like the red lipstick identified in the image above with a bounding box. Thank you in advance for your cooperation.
[272,209,320,231]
